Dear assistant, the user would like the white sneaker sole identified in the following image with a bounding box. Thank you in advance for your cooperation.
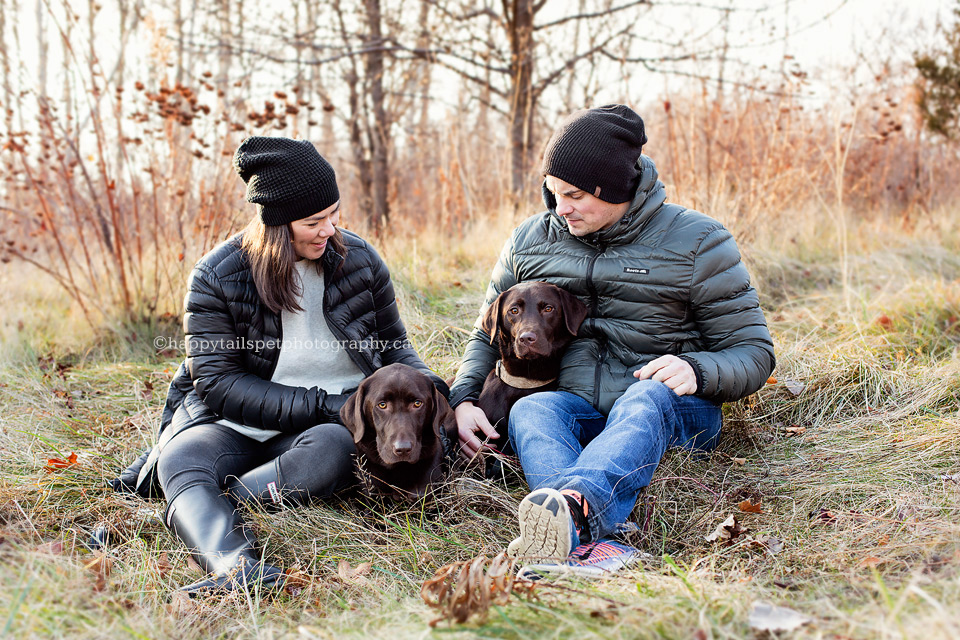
[507,488,573,560]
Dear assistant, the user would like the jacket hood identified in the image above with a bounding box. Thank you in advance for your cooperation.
[541,155,667,247]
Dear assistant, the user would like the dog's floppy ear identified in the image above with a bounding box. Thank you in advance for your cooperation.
[430,384,457,443]
[556,287,589,337]
[480,290,509,345]
[339,380,368,444]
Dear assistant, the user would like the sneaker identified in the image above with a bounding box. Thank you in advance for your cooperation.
[506,488,590,560]
[516,539,648,581]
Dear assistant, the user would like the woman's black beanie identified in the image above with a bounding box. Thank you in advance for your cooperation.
[233,136,340,226]
[540,104,647,204]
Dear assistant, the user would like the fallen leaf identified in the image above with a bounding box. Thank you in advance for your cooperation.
[749,601,811,632]
[337,559,372,584]
[731,457,747,466]
[738,499,763,514]
[45,452,79,472]
[874,314,894,330]
[589,607,617,621]
[705,514,748,545]
[858,556,884,568]
[154,552,173,577]
[85,551,113,592]
[36,540,65,555]
[761,536,784,555]
[186,555,203,573]
[766,376,777,384]
[166,591,197,618]
[140,380,154,400]
[783,379,805,396]
[785,425,806,436]
[283,568,315,596]
[809,508,837,525]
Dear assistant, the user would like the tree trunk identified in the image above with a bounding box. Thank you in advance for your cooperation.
[363,0,390,233]
[217,0,231,108]
[36,0,48,97]
[507,0,536,195]
[416,0,432,136]
[346,69,374,216]
[0,0,10,137]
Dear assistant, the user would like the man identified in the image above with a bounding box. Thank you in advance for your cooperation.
[449,104,775,563]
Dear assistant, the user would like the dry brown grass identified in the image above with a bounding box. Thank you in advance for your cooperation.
[1,204,959,638]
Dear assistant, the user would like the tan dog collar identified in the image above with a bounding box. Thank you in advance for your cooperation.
[496,360,557,389]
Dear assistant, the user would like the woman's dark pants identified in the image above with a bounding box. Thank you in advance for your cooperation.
[156,423,356,592]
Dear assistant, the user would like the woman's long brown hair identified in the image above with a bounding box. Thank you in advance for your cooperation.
[241,215,347,314]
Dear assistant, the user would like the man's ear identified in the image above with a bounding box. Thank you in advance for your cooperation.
[339,381,368,444]
[480,290,508,345]
[556,287,588,337]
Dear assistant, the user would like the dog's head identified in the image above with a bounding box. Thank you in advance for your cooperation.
[481,282,588,360]
[340,363,454,467]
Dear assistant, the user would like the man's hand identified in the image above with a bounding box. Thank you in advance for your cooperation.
[455,401,499,461]
[635,355,698,396]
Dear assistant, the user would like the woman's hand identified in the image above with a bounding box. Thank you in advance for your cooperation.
[455,401,499,461]
[635,354,698,396]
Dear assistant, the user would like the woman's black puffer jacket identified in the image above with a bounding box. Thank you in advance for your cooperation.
[115,229,446,497]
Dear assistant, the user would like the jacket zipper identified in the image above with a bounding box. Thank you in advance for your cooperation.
[586,243,606,409]
[322,263,375,377]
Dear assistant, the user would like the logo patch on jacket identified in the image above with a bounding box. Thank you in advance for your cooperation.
[623,267,649,275]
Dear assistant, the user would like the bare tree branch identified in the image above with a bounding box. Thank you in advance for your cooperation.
[534,0,650,31]
[533,21,634,97]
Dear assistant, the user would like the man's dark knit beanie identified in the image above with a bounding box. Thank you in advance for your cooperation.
[540,104,647,204]
[233,136,339,226]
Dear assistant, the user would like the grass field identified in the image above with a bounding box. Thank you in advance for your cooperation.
[1,211,959,639]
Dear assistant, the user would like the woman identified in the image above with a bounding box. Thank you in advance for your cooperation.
[112,136,447,593]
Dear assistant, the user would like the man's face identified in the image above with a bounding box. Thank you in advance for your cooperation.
[545,176,630,237]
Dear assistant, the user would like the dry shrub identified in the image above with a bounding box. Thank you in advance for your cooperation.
[420,552,532,626]
[645,71,959,243]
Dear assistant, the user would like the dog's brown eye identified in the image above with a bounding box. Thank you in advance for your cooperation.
[377,402,387,410]
[543,305,554,312]
[413,400,423,408]
[509,306,520,315]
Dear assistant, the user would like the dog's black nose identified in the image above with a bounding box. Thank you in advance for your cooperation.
[394,440,413,455]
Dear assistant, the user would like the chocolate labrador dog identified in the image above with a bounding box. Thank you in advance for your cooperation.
[340,363,457,499]
[477,281,588,452]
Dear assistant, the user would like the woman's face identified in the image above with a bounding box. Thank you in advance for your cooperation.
[289,200,341,260]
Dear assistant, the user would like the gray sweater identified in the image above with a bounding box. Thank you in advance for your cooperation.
[219,260,364,440]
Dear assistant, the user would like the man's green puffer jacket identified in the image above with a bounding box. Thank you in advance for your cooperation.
[448,155,775,414]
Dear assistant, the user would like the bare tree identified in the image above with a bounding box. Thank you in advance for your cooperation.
[412,0,652,193]
[363,0,391,230]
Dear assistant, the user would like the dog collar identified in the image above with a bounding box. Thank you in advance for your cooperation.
[496,360,557,389]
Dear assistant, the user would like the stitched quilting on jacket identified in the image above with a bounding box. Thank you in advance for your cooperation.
[449,155,775,414]
[113,229,446,497]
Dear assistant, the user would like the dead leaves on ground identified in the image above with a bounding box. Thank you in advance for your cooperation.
[337,559,372,584]
[705,510,784,556]
[32,536,115,593]
[420,552,535,627]
[705,514,749,545]
[749,600,812,632]
[44,451,79,472]
[84,551,114,591]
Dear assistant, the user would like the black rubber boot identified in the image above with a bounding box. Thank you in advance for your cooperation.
[226,458,307,508]
[165,484,285,595]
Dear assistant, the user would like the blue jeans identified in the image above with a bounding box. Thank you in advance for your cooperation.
[508,380,723,541]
